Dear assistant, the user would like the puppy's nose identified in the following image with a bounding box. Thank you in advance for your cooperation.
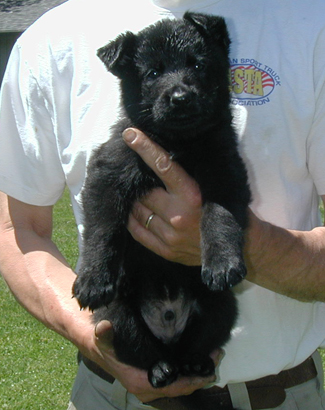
[170,89,191,106]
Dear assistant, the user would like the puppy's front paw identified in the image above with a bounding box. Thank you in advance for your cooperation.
[72,271,115,310]
[148,361,178,388]
[201,253,246,291]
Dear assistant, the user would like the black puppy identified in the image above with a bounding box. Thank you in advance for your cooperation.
[73,12,251,390]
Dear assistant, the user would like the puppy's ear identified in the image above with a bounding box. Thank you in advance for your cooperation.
[184,12,231,56]
[97,32,136,77]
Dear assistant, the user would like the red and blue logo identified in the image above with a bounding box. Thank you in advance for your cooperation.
[230,59,281,106]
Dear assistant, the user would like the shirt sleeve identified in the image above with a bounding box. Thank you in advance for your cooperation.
[0,40,66,206]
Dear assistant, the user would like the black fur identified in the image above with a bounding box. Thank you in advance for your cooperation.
[73,12,251,395]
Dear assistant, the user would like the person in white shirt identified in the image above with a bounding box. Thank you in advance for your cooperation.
[0,0,325,409]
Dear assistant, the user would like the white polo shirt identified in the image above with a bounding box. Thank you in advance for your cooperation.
[0,0,325,386]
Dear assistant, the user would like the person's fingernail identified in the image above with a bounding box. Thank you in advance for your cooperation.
[156,154,170,172]
[122,129,137,143]
[94,322,100,338]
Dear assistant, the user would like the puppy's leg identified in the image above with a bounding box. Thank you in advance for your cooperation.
[148,361,179,388]
[73,186,129,309]
[178,288,237,377]
[73,223,127,310]
[73,139,160,309]
[200,202,246,291]
[72,141,137,309]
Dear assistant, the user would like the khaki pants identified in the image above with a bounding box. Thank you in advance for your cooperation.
[68,351,325,410]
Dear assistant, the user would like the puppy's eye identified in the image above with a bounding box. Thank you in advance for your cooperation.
[194,62,205,71]
[146,69,160,80]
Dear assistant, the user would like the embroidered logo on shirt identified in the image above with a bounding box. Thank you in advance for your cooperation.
[229,59,281,106]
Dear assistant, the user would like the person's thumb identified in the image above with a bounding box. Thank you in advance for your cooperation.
[211,348,225,367]
[94,320,114,346]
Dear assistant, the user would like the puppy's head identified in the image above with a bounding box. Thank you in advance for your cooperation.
[98,12,231,140]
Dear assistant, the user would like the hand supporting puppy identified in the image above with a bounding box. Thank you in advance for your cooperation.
[124,128,203,267]
[92,320,222,403]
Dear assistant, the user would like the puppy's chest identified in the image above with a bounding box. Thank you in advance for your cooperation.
[169,144,217,180]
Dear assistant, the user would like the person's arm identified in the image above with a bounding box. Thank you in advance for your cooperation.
[124,128,325,303]
[0,191,218,403]
[244,205,325,301]
[0,192,98,356]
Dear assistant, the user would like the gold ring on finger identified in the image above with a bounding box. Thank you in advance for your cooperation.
[145,213,155,229]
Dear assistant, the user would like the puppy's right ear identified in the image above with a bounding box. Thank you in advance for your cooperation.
[97,32,136,78]
[184,12,231,57]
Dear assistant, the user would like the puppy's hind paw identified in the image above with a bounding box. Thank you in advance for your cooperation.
[201,258,246,291]
[148,361,178,388]
[72,273,115,310]
[181,355,215,377]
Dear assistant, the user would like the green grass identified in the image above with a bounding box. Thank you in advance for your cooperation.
[0,190,78,410]
[0,192,324,409]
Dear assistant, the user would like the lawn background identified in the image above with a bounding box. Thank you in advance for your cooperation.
[0,190,324,409]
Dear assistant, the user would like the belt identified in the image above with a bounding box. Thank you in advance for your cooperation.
[80,354,317,410]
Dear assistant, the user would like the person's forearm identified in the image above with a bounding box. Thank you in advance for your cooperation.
[245,210,325,302]
[0,224,94,351]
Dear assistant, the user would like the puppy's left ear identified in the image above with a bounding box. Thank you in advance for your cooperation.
[184,12,231,56]
[97,32,136,78]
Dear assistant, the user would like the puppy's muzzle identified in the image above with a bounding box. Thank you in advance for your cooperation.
[170,87,192,107]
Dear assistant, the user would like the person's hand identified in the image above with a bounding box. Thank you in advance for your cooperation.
[88,320,223,403]
[123,128,203,266]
